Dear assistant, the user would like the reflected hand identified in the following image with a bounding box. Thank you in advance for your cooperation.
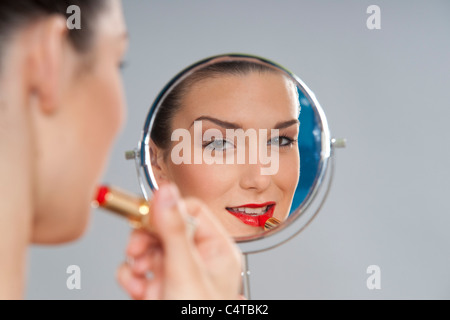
[117,183,242,300]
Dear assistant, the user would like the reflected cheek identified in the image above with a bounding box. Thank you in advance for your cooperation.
[168,162,235,200]
[275,152,300,209]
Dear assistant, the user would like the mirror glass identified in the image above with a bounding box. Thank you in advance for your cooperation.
[129,54,333,251]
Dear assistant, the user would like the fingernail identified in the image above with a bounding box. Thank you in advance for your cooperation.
[157,184,179,211]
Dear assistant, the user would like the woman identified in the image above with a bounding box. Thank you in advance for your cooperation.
[0,0,241,300]
[149,61,301,238]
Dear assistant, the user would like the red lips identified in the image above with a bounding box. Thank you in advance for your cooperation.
[226,202,276,227]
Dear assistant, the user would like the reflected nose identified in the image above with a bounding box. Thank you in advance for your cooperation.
[239,162,271,192]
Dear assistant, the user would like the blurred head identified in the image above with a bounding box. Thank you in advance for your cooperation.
[150,61,300,237]
[0,0,128,243]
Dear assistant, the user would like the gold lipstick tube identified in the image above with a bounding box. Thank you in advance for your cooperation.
[93,186,153,231]
[264,217,281,231]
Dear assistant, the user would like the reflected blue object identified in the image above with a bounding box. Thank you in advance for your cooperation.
[289,90,321,215]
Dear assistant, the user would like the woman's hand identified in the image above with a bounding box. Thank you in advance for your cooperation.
[117,183,242,300]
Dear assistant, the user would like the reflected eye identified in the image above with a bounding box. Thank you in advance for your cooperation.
[204,139,234,151]
[269,136,296,147]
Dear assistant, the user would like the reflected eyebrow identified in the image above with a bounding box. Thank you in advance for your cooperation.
[190,116,241,129]
[274,119,300,129]
[190,116,299,130]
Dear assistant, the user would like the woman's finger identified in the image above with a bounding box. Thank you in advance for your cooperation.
[184,197,241,264]
[126,229,154,257]
[130,246,163,276]
[116,263,146,300]
[149,184,206,291]
[150,185,198,262]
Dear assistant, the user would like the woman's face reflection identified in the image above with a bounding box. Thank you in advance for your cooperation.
[151,69,300,237]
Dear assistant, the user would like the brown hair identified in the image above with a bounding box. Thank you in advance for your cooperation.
[0,0,107,69]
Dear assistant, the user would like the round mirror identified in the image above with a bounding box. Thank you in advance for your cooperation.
[126,54,344,254]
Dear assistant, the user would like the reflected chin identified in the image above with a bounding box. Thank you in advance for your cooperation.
[229,224,265,238]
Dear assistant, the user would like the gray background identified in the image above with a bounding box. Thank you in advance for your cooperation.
[26,0,450,299]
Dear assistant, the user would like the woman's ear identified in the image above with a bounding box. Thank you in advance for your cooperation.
[26,16,69,115]
[149,140,171,186]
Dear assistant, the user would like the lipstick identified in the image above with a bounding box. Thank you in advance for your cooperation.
[92,185,153,231]
[264,217,281,231]
[93,185,197,237]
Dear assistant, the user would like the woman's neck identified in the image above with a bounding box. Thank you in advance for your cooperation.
[0,77,34,299]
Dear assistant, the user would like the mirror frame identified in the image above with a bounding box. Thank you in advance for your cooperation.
[128,53,337,254]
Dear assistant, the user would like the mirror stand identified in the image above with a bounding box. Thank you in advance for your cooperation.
[241,253,251,299]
